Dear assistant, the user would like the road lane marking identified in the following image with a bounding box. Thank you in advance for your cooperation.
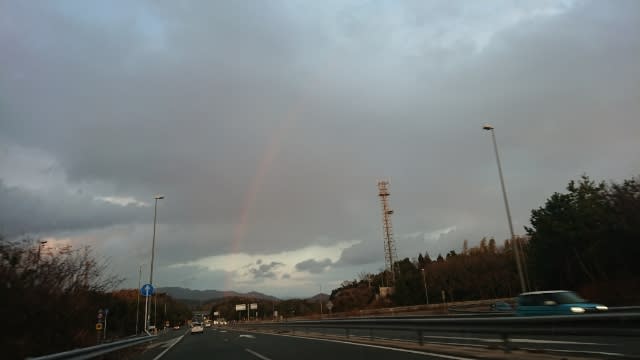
[152,335,185,360]
[252,332,473,360]
[423,335,605,345]
[521,347,626,357]
[239,334,256,338]
[245,348,273,360]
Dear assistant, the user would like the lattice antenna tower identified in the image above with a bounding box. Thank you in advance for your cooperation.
[378,180,398,286]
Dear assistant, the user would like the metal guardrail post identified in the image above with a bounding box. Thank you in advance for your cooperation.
[501,333,511,353]
[26,335,156,360]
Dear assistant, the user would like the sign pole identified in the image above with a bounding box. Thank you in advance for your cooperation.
[144,294,149,334]
[104,309,108,340]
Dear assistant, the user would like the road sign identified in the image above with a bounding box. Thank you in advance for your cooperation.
[214,311,219,316]
[250,303,258,310]
[96,323,103,331]
[140,283,155,297]
[235,304,246,311]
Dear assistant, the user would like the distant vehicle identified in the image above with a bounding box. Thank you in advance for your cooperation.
[173,325,180,330]
[516,290,608,316]
[191,322,204,334]
[489,301,513,312]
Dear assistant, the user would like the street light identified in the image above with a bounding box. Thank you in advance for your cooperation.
[145,195,164,333]
[482,124,527,293]
[420,268,429,305]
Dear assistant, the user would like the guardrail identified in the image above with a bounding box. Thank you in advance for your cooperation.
[26,335,156,360]
[235,312,640,353]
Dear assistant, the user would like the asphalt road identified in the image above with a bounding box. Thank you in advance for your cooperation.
[152,327,478,360]
[134,325,640,359]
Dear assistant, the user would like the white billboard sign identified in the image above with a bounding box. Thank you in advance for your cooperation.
[235,304,247,311]
[250,303,258,310]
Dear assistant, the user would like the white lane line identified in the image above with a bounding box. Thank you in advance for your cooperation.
[152,335,186,360]
[245,348,273,360]
[239,334,256,338]
[520,347,626,357]
[256,332,474,360]
[422,335,605,345]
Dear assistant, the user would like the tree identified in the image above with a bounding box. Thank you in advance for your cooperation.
[488,238,497,254]
[526,175,640,303]
[0,237,123,358]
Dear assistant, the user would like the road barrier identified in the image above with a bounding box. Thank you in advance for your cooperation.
[235,312,640,352]
[25,335,156,360]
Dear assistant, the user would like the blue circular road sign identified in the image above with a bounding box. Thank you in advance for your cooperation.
[140,283,155,297]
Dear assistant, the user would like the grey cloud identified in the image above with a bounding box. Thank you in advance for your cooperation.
[1,1,639,296]
[249,261,284,279]
[334,241,382,268]
[281,273,290,279]
[0,180,146,236]
[295,258,333,274]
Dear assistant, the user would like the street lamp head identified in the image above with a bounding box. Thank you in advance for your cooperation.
[482,124,494,131]
[155,195,165,200]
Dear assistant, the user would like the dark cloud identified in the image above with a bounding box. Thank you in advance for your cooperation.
[249,261,284,279]
[295,258,333,274]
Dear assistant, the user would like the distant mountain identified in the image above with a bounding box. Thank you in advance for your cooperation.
[308,293,330,302]
[158,287,279,302]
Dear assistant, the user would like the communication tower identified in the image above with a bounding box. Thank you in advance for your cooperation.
[378,180,398,287]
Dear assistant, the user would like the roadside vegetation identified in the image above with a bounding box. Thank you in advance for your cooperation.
[0,238,191,359]
[330,175,640,311]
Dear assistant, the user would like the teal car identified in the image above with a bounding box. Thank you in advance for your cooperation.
[515,290,608,316]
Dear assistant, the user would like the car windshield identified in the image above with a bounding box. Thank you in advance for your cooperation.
[552,292,586,304]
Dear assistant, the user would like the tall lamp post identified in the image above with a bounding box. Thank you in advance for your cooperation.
[421,268,429,305]
[146,195,164,332]
[482,124,526,293]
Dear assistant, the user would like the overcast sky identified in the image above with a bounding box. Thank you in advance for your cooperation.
[1,0,638,298]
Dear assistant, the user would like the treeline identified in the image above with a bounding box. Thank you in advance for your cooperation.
[331,174,640,310]
[330,238,520,312]
[0,238,191,359]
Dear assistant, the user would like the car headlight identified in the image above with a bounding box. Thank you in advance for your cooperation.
[596,305,608,311]
[570,307,586,313]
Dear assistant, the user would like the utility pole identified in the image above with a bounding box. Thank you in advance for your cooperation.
[319,284,323,317]
[421,268,429,305]
[135,265,142,335]
[36,240,47,264]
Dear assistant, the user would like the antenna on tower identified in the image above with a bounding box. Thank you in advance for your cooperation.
[378,180,398,287]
